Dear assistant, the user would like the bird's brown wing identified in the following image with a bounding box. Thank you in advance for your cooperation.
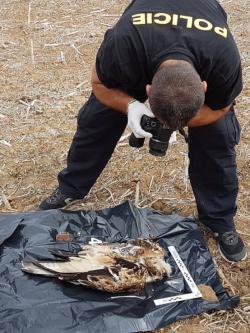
[21,239,171,293]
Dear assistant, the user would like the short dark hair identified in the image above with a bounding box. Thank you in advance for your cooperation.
[149,62,205,129]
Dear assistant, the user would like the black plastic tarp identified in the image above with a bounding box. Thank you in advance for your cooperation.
[0,201,239,333]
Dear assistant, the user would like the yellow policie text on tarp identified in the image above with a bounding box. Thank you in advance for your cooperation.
[132,13,228,38]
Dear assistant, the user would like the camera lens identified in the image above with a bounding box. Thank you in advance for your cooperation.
[149,139,169,156]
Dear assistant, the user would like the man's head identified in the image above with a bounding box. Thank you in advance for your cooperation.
[147,61,206,129]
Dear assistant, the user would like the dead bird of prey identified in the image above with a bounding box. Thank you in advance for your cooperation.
[21,239,171,293]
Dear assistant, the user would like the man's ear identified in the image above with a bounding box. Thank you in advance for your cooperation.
[202,81,207,92]
[146,84,152,97]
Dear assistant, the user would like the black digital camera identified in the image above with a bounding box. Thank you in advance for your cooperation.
[129,115,174,157]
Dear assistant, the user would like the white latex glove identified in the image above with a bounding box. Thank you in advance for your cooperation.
[127,100,154,138]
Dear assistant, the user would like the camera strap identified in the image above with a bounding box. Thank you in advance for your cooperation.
[179,128,189,143]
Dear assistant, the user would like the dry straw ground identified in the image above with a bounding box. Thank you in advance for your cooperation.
[0,0,249,332]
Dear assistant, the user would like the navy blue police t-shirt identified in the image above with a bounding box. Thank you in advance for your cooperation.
[96,0,242,110]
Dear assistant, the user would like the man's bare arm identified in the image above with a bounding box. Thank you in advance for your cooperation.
[188,104,231,127]
[92,65,231,127]
[91,65,133,114]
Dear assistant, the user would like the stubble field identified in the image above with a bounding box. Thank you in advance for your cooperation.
[0,0,249,332]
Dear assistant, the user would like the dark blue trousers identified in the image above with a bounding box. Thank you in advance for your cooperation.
[58,94,241,234]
